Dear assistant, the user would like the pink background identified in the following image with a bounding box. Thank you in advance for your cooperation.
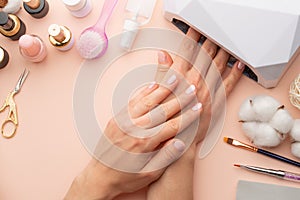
[0,0,299,199]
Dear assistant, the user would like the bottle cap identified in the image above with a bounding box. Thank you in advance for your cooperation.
[0,12,8,26]
[19,34,36,49]
[23,0,40,9]
[48,24,66,42]
[0,0,8,8]
[63,0,86,11]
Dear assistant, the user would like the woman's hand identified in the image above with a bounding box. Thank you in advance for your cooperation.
[65,72,202,200]
[147,28,244,200]
[155,28,245,145]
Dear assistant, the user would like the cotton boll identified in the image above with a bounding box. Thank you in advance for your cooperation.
[252,123,282,147]
[242,122,260,141]
[269,109,294,134]
[239,99,257,121]
[290,119,300,141]
[242,122,282,147]
[291,142,300,158]
[290,120,300,158]
[252,95,281,122]
[239,95,290,147]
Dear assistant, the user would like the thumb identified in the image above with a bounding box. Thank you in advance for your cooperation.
[142,139,185,173]
[154,50,173,83]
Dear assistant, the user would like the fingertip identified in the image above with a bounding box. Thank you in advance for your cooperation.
[141,81,159,95]
[158,51,167,64]
[147,81,158,90]
[186,28,201,41]
[192,102,203,112]
[157,50,173,66]
[237,61,245,71]
[229,60,245,76]
[173,139,186,152]
[222,60,244,95]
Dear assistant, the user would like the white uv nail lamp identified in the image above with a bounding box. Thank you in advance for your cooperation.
[163,0,300,88]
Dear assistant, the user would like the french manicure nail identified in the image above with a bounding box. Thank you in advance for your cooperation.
[167,74,177,85]
[192,103,202,111]
[158,51,167,63]
[173,140,185,151]
[148,81,156,89]
[238,61,245,70]
[185,85,196,95]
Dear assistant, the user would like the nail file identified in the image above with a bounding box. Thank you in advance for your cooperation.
[236,180,300,200]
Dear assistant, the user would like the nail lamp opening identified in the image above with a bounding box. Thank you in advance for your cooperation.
[163,0,300,88]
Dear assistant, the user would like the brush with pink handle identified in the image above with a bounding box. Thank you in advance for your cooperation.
[77,0,118,59]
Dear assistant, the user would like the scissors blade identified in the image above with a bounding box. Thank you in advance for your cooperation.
[14,69,30,93]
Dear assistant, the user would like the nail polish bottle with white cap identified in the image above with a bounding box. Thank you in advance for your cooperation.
[120,0,157,50]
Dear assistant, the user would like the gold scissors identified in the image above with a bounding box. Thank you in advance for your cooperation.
[0,69,29,139]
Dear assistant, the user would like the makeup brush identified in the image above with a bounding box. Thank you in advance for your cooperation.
[76,0,118,59]
[234,164,300,183]
[224,137,300,168]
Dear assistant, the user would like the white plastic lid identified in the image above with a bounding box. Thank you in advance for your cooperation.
[62,0,86,11]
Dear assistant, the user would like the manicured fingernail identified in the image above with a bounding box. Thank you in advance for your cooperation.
[158,51,167,63]
[167,74,177,85]
[173,140,185,151]
[148,81,156,89]
[192,103,202,111]
[237,61,245,70]
[185,84,196,95]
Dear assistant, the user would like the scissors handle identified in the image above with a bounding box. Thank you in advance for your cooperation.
[1,119,18,139]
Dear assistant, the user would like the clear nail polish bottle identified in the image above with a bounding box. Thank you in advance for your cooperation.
[120,0,157,50]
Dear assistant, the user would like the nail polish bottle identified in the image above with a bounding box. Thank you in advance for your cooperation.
[48,24,74,51]
[0,11,26,40]
[120,0,156,51]
[19,34,47,62]
[23,0,49,19]
[0,0,22,14]
[0,46,9,69]
[62,0,92,18]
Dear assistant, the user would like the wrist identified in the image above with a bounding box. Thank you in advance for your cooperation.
[183,142,197,162]
[64,176,112,200]
[64,160,119,200]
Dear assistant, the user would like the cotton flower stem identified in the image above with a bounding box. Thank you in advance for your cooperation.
[249,99,253,105]
[278,105,285,110]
